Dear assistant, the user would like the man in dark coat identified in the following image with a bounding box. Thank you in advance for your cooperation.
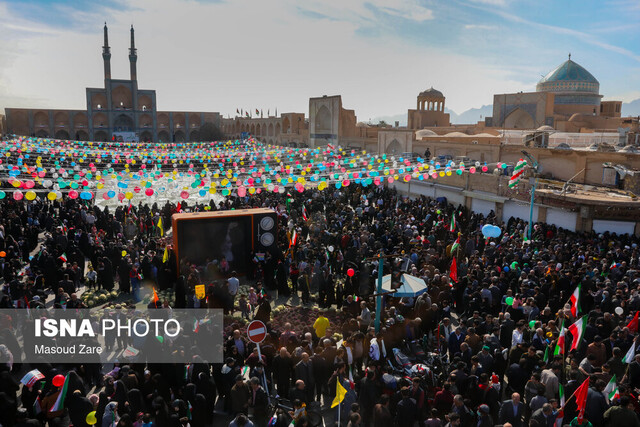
[272,347,294,398]
[294,353,315,403]
[498,392,524,427]
[395,387,418,426]
[249,377,269,427]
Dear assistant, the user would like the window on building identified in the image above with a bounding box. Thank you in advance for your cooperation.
[600,104,604,112]
[616,104,621,113]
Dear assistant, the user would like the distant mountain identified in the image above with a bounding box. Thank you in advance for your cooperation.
[373,104,494,127]
[623,98,640,117]
[453,104,494,124]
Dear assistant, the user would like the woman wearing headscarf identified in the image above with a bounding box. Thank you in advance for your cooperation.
[191,393,209,426]
[102,402,120,427]
[67,389,94,427]
[126,389,145,418]
[65,370,86,399]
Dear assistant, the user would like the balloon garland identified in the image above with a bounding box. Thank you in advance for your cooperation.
[0,137,510,204]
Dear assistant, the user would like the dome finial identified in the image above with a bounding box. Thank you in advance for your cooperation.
[568,53,571,60]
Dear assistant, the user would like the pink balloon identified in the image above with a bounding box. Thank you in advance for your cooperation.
[13,190,23,200]
[103,192,111,200]
[68,190,79,199]
[117,192,126,201]
[134,186,141,193]
[347,268,355,277]
[180,190,189,199]
[25,180,35,189]
[145,188,154,196]
[237,186,246,197]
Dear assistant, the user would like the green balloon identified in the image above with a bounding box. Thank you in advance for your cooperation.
[529,320,536,329]
[505,297,514,306]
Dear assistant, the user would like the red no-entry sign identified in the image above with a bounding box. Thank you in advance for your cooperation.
[247,320,267,344]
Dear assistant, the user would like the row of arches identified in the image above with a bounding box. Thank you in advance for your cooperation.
[228,119,290,136]
[89,86,154,111]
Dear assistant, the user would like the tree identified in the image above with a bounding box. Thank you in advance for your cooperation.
[199,122,225,142]
[377,120,388,127]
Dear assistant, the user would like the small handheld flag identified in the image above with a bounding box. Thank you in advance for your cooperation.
[331,378,347,408]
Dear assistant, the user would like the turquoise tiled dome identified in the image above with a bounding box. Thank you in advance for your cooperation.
[536,59,599,94]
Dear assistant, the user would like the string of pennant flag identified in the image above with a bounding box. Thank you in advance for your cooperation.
[0,137,527,202]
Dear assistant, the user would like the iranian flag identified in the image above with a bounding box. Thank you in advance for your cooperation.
[302,204,308,221]
[450,215,456,232]
[555,384,565,427]
[568,316,587,351]
[623,341,637,363]
[50,374,69,412]
[289,230,298,247]
[508,159,527,188]
[58,253,67,263]
[450,235,460,253]
[554,319,565,356]
[568,284,581,317]
[604,374,617,403]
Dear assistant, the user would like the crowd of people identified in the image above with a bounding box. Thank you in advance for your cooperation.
[1,175,640,427]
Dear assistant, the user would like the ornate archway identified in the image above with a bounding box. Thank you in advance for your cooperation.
[54,129,70,140]
[504,108,534,129]
[158,130,170,142]
[386,139,402,154]
[315,106,331,133]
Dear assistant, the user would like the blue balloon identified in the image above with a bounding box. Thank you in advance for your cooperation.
[80,191,92,200]
[481,224,493,238]
[107,190,116,198]
[503,266,509,272]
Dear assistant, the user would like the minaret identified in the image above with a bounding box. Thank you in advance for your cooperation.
[129,25,138,81]
[102,22,111,80]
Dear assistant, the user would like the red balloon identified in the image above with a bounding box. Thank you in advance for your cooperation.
[347,268,355,277]
[52,374,65,387]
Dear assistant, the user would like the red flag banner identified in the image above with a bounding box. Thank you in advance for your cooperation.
[627,311,639,333]
[449,257,458,283]
[575,377,590,424]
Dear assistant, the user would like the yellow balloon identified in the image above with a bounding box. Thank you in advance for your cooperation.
[25,191,37,201]
[318,181,327,191]
[209,187,217,194]
[122,250,127,257]
[125,191,133,199]
[11,180,21,188]
[47,192,57,201]
[97,183,104,189]
[248,187,256,194]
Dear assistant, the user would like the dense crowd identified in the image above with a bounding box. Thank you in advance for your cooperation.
[1,181,640,427]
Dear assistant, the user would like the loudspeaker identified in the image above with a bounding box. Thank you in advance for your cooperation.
[253,210,278,253]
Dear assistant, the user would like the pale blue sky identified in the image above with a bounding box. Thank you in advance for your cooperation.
[1,0,639,120]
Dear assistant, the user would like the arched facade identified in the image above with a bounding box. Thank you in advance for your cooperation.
[315,106,331,133]
[174,130,185,142]
[111,85,132,109]
[386,139,403,154]
[55,129,70,140]
[158,130,170,142]
[504,108,534,129]
[34,111,48,129]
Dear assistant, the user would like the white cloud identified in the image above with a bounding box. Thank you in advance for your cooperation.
[464,24,498,30]
[0,0,637,123]
[467,0,508,6]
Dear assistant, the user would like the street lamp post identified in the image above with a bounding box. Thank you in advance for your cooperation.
[521,150,539,241]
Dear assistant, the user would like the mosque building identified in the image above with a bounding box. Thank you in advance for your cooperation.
[3,24,221,143]
[492,55,623,131]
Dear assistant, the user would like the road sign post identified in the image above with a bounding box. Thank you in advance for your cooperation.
[247,320,270,399]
